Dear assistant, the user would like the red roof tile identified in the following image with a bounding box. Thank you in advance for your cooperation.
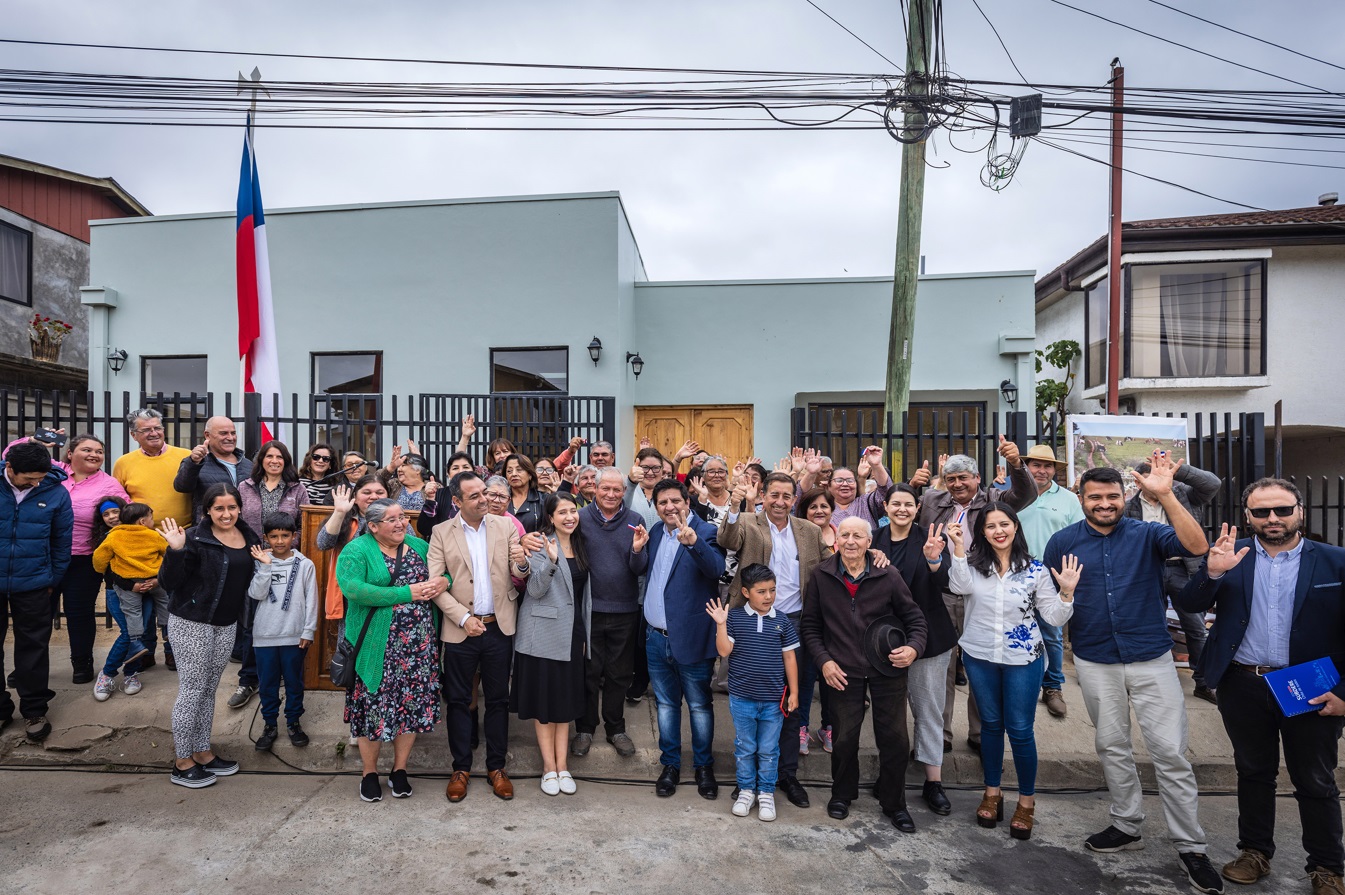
[1126,204,1345,230]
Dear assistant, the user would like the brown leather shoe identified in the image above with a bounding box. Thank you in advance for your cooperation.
[1310,868,1345,895]
[445,770,470,803]
[1221,848,1270,884]
[1042,688,1067,718]
[487,769,514,800]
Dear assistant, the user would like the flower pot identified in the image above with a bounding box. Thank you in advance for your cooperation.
[30,335,61,363]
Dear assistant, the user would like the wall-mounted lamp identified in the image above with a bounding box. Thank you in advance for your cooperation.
[626,351,644,380]
[1000,378,1018,408]
[107,348,129,375]
[587,336,603,366]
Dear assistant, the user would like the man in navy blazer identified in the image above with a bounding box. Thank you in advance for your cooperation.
[644,478,726,800]
[1179,477,1345,892]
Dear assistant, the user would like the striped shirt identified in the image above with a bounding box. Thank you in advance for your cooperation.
[726,605,800,701]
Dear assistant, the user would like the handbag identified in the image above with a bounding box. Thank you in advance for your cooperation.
[329,544,406,689]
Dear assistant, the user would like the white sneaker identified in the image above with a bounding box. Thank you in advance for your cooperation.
[121,673,142,695]
[758,792,777,822]
[540,772,561,796]
[93,673,116,702]
[732,789,756,817]
[558,771,577,795]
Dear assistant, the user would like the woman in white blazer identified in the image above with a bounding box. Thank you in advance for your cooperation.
[510,492,593,795]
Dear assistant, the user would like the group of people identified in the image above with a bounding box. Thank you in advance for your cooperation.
[2,411,1344,895]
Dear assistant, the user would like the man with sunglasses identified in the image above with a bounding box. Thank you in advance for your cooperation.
[1125,458,1222,705]
[1180,479,1345,895]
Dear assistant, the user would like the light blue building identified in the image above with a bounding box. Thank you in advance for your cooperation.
[83,190,1035,467]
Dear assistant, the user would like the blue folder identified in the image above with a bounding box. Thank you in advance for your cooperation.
[1263,658,1341,717]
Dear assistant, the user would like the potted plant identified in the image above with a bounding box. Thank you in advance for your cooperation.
[29,314,74,363]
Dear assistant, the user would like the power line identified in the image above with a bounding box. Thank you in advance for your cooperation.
[0,36,881,80]
[968,0,1030,86]
[802,0,903,73]
[1033,135,1266,211]
[1042,0,1340,96]
[1045,133,1345,171]
[1139,0,1345,76]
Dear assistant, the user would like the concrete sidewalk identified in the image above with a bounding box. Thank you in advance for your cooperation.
[0,624,1279,791]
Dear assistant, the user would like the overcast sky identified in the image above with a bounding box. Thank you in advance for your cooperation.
[6,0,1343,281]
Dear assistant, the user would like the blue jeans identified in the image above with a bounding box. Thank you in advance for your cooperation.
[254,644,306,725]
[730,696,785,792]
[646,626,715,770]
[963,652,1044,795]
[1037,614,1065,691]
[101,587,148,678]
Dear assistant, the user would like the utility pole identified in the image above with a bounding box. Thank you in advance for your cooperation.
[1105,60,1124,415]
[882,0,936,431]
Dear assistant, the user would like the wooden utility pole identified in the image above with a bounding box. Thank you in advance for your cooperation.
[1105,60,1124,414]
[882,0,936,428]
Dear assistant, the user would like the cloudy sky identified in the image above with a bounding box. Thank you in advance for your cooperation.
[6,0,1343,281]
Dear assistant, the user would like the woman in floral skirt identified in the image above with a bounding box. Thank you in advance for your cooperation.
[336,498,449,802]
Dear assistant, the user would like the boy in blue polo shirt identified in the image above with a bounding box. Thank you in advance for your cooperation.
[706,563,799,822]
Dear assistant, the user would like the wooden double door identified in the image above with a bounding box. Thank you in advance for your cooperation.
[633,405,753,465]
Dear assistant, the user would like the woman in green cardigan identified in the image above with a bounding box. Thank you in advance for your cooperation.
[336,498,449,803]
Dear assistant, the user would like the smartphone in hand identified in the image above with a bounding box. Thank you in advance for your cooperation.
[32,427,66,448]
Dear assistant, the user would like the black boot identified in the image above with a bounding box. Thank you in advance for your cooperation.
[71,658,94,685]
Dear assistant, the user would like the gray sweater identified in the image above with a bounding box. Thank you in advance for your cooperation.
[247,551,319,648]
[581,503,650,614]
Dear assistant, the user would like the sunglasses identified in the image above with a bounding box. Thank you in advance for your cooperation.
[1247,505,1297,519]
[311,455,333,463]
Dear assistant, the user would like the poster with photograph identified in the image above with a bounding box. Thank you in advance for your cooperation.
[1065,414,1189,488]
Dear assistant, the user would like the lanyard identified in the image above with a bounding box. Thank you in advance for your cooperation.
[272,561,300,611]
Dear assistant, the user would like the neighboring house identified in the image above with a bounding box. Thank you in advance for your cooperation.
[0,154,149,390]
[1035,197,1345,479]
[82,191,1036,462]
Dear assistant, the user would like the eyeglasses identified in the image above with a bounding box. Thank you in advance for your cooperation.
[135,426,165,434]
[640,465,662,474]
[485,492,509,502]
[704,469,727,476]
[1247,505,1297,519]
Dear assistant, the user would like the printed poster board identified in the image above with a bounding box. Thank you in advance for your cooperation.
[1065,414,1189,489]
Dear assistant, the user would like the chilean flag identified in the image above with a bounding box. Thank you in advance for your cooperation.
[236,112,280,442]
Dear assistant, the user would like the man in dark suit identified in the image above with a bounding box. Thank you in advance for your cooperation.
[718,471,831,808]
[1180,477,1345,894]
[644,478,726,800]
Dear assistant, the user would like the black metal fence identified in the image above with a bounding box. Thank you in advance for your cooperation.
[1,389,615,476]
[790,405,1342,547]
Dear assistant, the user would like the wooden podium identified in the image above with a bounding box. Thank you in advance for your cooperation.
[299,504,419,691]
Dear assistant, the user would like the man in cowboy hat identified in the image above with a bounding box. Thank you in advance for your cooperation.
[1017,444,1083,718]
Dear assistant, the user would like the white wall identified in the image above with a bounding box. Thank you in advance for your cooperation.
[633,271,1037,457]
[89,193,637,404]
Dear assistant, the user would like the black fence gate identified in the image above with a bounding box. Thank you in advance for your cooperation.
[791,406,1341,547]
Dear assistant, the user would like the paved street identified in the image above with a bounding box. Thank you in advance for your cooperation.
[0,765,1322,895]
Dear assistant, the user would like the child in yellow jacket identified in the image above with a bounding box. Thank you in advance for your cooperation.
[91,502,167,699]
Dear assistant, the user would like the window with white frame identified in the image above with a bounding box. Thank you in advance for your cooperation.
[1126,260,1265,378]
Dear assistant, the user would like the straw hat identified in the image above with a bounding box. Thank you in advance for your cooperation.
[1023,444,1068,467]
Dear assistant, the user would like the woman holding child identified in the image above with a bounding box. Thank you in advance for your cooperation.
[336,498,447,803]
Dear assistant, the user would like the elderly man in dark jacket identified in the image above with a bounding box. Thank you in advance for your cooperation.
[802,517,928,832]
[175,415,257,707]
[1126,458,1220,703]
[0,442,74,742]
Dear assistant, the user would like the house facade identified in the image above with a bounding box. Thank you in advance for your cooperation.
[1035,200,1345,480]
[84,191,1036,467]
[0,154,149,390]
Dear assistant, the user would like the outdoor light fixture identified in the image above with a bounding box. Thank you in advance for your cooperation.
[626,351,644,379]
[107,348,129,375]
[587,336,603,366]
[1000,378,1018,408]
